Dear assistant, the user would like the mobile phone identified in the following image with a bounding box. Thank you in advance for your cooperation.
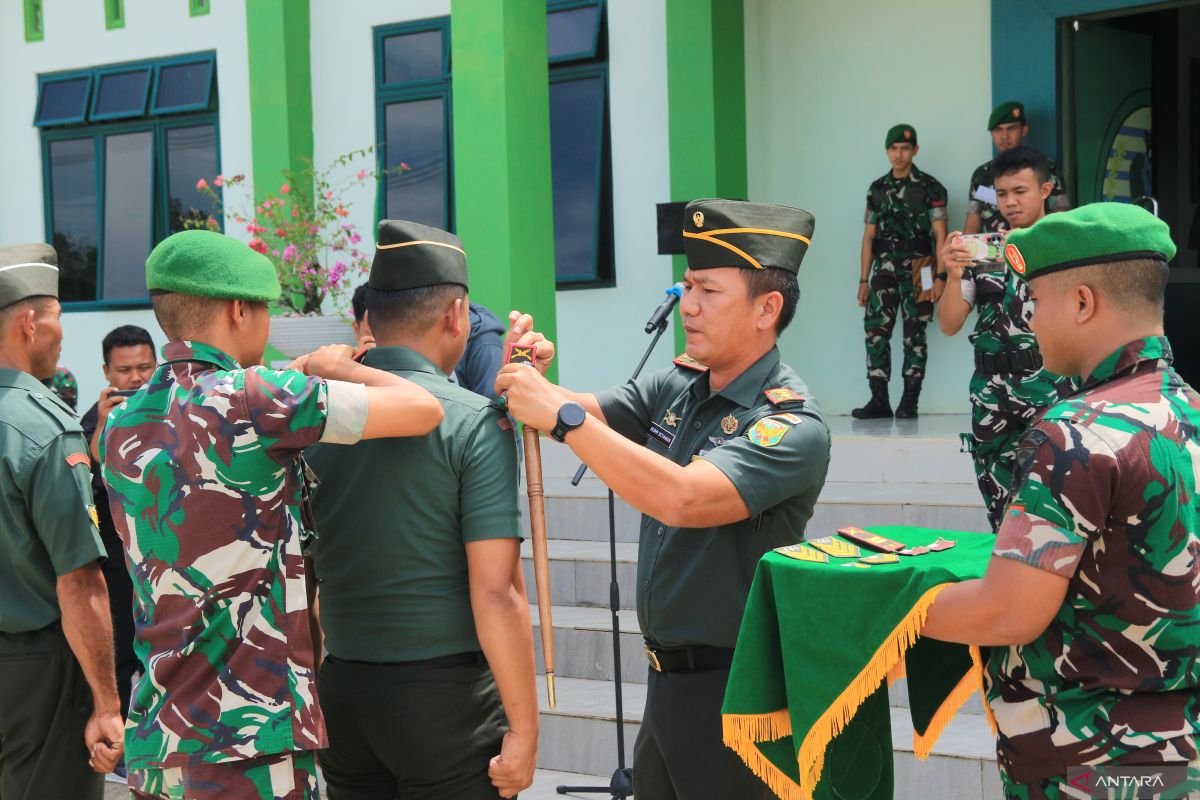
[110,388,137,398]
[958,233,1005,263]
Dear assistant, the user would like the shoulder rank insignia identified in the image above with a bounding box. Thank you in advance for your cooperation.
[774,544,828,563]
[505,343,535,366]
[807,536,862,558]
[764,387,805,406]
[673,353,708,372]
[748,417,789,447]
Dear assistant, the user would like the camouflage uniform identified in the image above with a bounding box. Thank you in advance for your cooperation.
[967,159,1070,234]
[42,364,78,411]
[864,166,948,380]
[987,336,1200,799]
[100,340,361,798]
[958,260,1075,532]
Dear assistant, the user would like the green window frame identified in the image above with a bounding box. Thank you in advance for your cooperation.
[189,0,211,16]
[35,72,94,127]
[105,0,125,30]
[37,53,220,310]
[89,65,153,122]
[24,0,44,42]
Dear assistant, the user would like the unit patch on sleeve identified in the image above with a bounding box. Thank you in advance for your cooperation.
[747,417,789,447]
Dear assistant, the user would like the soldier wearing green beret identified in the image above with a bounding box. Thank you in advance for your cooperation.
[0,243,123,798]
[923,204,1200,798]
[854,124,949,419]
[498,199,832,799]
[42,364,79,411]
[99,229,444,800]
[305,220,537,800]
[965,101,1070,235]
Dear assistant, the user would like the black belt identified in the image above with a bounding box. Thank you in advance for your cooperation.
[872,237,932,257]
[975,350,1043,375]
[644,641,734,673]
[326,651,485,668]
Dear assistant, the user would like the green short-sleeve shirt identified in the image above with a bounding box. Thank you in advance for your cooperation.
[0,369,104,633]
[595,347,830,649]
[306,346,521,662]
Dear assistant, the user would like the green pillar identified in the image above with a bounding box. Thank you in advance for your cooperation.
[451,0,557,379]
[245,0,313,200]
[665,0,747,350]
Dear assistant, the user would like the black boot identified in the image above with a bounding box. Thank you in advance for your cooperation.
[894,376,923,419]
[852,378,893,419]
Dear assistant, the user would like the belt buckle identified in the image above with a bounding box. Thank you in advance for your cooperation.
[644,645,662,672]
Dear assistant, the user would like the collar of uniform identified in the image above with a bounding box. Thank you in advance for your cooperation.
[887,165,923,184]
[708,346,781,408]
[0,368,56,392]
[1081,335,1173,391]
[161,340,242,371]
[360,345,447,378]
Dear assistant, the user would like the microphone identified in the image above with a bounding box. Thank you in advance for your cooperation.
[644,282,686,333]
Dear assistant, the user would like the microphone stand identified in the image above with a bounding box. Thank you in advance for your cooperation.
[556,315,670,798]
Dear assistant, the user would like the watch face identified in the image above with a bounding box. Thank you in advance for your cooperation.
[559,402,587,428]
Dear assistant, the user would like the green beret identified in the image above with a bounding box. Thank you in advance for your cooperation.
[0,243,59,309]
[369,219,468,292]
[988,101,1025,130]
[682,199,815,275]
[885,124,917,148]
[1005,202,1176,282]
[146,230,280,302]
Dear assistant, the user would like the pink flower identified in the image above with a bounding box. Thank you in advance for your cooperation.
[335,207,349,217]
[262,199,272,208]
[214,175,224,187]
[325,191,334,200]
[400,162,410,171]
[196,178,208,190]
[272,249,280,257]
[280,184,290,194]
[206,217,218,228]
[248,238,268,254]
[356,169,368,180]
[282,244,297,262]
[234,215,244,224]
[350,232,361,245]
[274,228,286,238]
[291,209,298,218]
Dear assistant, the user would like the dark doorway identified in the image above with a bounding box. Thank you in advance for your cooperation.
[1061,2,1200,387]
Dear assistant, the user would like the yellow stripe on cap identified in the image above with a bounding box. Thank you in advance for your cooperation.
[681,227,812,271]
[375,239,466,256]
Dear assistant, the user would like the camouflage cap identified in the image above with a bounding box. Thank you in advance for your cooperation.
[369,219,468,291]
[1005,202,1176,282]
[0,243,59,310]
[682,199,815,275]
[146,230,280,301]
[885,124,917,148]
[988,101,1025,130]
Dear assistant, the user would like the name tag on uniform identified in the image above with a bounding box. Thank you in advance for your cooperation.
[973,185,998,205]
[649,422,675,449]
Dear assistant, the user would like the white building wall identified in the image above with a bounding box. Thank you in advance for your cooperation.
[745,0,991,415]
[0,0,252,408]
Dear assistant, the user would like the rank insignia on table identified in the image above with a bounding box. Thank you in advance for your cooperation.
[721,414,739,435]
[663,410,679,427]
[764,387,805,406]
[807,536,862,558]
[673,353,708,372]
[505,343,535,366]
[748,417,789,447]
[838,527,906,553]
[860,553,899,565]
[774,544,827,563]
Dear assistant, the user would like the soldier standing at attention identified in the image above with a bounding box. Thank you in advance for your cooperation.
[498,199,831,800]
[306,220,536,800]
[936,147,1075,532]
[923,204,1199,799]
[0,243,123,798]
[854,124,948,420]
[100,229,443,800]
[965,101,1070,234]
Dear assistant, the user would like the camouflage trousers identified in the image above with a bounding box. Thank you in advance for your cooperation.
[1001,759,1200,799]
[961,367,1069,532]
[129,750,318,800]
[863,256,933,380]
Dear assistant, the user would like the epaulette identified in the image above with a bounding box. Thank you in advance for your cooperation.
[673,353,708,372]
[763,387,805,407]
[27,387,77,434]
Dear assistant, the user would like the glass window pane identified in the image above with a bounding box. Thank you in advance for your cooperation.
[383,30,443,84]
[547,6,599,61]
[165,125,219,234]
[155,61,212,111]
[384,97,447,229]
[102,132,153,299]
[37,78,89,124]
[94,69,149,117]
[549,75,604,280]
[48,138,99,302]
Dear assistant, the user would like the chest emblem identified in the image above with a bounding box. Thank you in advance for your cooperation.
[721,414,739,435]
[748,417,789,447]
[663,410,679,428]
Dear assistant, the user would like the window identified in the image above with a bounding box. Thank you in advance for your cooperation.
[24,0,44,42]
[372,4,612,286]
[37,53,219,307]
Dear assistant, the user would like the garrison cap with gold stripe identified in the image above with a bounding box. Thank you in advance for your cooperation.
[682,199,815,275]
[369,219,469,291]
[0,243,59,309]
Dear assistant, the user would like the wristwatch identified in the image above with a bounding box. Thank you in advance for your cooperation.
[550,402,587,443]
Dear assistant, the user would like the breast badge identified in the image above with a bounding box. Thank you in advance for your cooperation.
[721,414,739,435]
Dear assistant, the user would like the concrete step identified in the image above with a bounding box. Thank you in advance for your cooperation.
[537,676,642,776]
[531,604,647,684]
[521,539,639,610]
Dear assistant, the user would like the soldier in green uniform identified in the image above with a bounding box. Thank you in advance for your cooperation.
[854,124,949,420]
[42,364,78,411]
[99,230,444,800]
[964,101,1070,234]
[0,243,123,798]
[306,220,536,800]
[937,147,1076,532]
[923,204,1200,799]
[498,199,831,800]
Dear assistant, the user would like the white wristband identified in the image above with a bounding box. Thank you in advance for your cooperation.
[320,379,369,445]
[959,277,976,306]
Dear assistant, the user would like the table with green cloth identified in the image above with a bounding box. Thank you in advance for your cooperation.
[722,525,998,800]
